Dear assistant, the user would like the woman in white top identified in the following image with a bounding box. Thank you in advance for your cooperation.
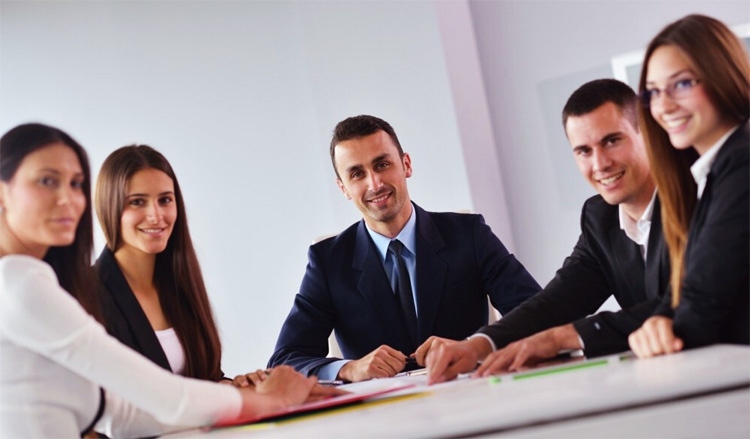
[0,123,336,438]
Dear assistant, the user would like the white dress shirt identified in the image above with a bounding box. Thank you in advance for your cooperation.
[619,190,658,262]
[0,255,241,438]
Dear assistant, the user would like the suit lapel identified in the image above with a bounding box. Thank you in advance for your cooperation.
[97,248,172,371]
[645,196,667,299]
[687,123,748,262]
[413,206,447,344]
[352,221,414,351]
[610,225,645,301]
[688,180,712,256]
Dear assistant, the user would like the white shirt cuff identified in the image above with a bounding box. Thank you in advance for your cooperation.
[468,333,497,352]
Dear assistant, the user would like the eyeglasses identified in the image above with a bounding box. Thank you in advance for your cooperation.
[640,78,701,107]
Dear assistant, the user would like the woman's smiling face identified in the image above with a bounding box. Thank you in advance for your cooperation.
[646,44,736,154]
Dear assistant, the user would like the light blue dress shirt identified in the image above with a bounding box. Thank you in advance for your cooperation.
[317,204,418,380]
[365,207,418,314]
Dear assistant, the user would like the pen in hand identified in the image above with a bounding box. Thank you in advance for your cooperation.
[318,380,345,387]
[402,356,419,370]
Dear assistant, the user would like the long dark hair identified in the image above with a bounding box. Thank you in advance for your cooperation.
[0,123,101,321]
[95,145,222,380]
[637,14,750,306]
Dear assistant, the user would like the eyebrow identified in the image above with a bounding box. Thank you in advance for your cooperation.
[37,168,84,176]
[370,153,391,165]
[125,191,175,198]
[646,68,694,85]
[572,144,589,153]
[343,153,393,175]
[599,132,622,145]
[571,132,622,152]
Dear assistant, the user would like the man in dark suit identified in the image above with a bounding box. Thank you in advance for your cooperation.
[420,79,670,383]
[268,115,540,382]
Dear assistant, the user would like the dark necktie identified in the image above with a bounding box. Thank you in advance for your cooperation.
[388,240,418,348]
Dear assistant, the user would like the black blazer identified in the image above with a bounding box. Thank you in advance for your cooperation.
[268,203,541,376]
[656,122,749,347]
[95,248,172,372]
[478,194,670,357]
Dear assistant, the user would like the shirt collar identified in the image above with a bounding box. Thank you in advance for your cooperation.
[619,189,657,239]
[365,203,417,263]
[619,189,657,228]
[691,124,739,199]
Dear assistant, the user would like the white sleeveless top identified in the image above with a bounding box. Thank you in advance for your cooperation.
[155,327,186,375]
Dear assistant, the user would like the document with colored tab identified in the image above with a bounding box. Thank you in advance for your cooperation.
[212,384,416,428]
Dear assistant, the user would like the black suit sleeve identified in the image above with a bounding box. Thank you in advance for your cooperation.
[475,215,541,316]
[653,289,674,317]
[478,197,663,356]
[478,203,610,349]
[574,296,663,356]
[267,245,338,376]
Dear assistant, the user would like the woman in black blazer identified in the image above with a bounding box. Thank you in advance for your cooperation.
[628,14,750,357]
[95,145,227,381]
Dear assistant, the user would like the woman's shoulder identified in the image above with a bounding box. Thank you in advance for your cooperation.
[0,254,55,280]
[716,122,749,164]
[0,256,62,326]
[0,256,58,302]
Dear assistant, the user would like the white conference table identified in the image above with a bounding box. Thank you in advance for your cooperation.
[164,345,750,438]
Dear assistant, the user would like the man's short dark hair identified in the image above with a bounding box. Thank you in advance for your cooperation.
[329,115,403,178]
[562,79,639,135]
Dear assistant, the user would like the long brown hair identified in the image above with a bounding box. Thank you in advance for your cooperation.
[95,145,223,380]
[637,14,750,307]
[0,123,101,322]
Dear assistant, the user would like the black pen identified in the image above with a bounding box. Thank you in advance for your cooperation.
[318,379,345,386]
[404,356,422,368]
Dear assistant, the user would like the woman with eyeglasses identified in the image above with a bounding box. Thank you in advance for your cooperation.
[0,123,338,438]
[628,14,749,358]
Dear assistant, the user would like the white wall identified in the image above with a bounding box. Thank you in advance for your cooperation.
[2,0,747,373]
[0,0,472,373]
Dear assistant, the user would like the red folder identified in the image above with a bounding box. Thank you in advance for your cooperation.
[214,384,416,428]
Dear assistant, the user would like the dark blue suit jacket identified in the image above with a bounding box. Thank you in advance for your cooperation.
[268,204,541,376]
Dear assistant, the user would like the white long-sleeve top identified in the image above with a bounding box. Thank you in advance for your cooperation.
[0,255,241,438]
